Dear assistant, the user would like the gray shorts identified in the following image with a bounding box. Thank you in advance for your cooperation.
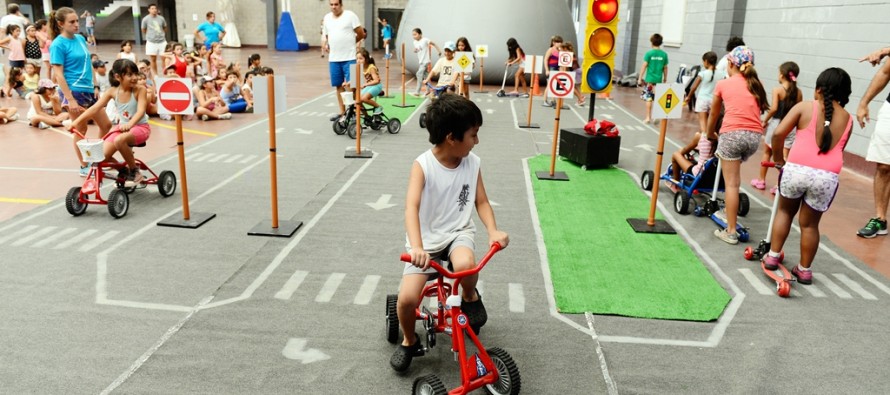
[716,130,761,161]
[403,234,475,275]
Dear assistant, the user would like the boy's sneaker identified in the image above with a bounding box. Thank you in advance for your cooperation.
[713,228,739,245]
[390,333,424,372]
[159,114,172,121]
[38,122,50,129]
[200,114,209,121]
[61,120,73,130]
[791,265,813,285]
[219,113,232,120]
[79,165,90,177]
[373,106,383,115]
[461,289,487,332]
[124,170,144,188]
[761,254,781,271]
[857,218,888,238]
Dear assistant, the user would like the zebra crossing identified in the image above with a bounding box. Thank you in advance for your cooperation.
[185,153,258,164]
[272,270,529,312]
[737,268,881,300]
[0,225,120,253]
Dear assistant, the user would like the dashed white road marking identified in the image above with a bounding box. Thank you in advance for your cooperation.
[54,229,98,249]
[11,226,57,246]
[274,270,308,300]
[814,273,852,299]
[0,224,39,244]
[833,273,877,300]
[353,275,381,305]
[508,283,525,313]
[32,227,78,248]
[738,268,773,295]
[315,273,346,303]
[78,231,121,253]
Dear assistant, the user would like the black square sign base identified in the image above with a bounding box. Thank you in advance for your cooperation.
[157,212,217,229]
[248,220,303,237]
[627,218,676,234]
[345,148,373,158]
[535,170,569,181]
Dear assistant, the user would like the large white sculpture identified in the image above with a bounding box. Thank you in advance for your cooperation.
[395,0,576,84]
[219,0,241,47]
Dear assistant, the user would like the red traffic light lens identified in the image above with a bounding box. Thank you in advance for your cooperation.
[586,62,612,92]
[588,27,615,57]
[592,0,618,23]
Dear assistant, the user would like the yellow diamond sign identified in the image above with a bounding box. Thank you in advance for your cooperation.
[653,83,685,120]
[455,52,473,72]
[475,44,488,58]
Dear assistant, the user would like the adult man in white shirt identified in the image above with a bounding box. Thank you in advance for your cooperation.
[0,3,30,38]
[322,0,365,120]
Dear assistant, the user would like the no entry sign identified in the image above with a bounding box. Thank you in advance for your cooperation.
[157,78,195,115]
[548,71,575,99]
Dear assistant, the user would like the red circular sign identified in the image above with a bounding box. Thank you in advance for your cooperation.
[548,71,574,98]
[158,79,192,113]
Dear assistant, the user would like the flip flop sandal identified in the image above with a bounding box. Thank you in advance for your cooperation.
[390,334,424,372]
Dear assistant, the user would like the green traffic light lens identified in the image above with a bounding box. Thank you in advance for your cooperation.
[592,0,618,23]
[588,27,615,57]
[586,62,612,92]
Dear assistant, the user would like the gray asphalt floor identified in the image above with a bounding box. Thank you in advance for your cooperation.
[2,83,889,394]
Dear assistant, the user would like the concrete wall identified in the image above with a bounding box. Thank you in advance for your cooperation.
[172,0,268,46]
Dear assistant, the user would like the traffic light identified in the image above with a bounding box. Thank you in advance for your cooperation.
[582,0,619,94]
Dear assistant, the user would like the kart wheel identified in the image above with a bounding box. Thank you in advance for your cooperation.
[419,113,426,129]
[387,118,401,134]
[738,193,750,217]
[107,188,129,218]
[744,246,754,260]
[496,90,505,98]
[738,230,750,243]
[346,120,357,139]
[777,281,791,298]
[158,170,177,197]
[66,187,87,216]
[385,294,399,344]
[484,347,522,395]
[413,374,447,395]
[332,119,347,135]
[640,170,654,191]
[674,191,691,215]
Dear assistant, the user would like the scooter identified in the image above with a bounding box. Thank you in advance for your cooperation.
[495,64,528,98]
[696,158,751,242]
[745,161,791,297]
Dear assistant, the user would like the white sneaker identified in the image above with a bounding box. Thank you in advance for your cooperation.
[61,120,73,130]
[38,121,50,129]
[200,114,209,121]
[219,113,232,120]
[9,113,19,121]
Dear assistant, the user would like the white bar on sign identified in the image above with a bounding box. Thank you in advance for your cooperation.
[159,92,190,101]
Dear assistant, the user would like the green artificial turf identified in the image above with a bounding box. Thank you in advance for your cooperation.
[377,93,426,124]
[529,155,731,321]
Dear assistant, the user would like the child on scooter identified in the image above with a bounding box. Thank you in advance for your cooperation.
[423,41,458,96]
[70,59,151,188]
[391,93,509,372]
[764,68,853,285]
[753,61,802,194]
[706,46,769,245]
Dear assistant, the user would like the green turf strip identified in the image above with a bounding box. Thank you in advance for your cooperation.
[377,93,426,123]
[529,155,731,321]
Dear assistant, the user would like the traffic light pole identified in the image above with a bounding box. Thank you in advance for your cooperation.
[588,94,596,121]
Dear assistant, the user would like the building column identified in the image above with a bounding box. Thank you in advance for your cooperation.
[711,0,747,53]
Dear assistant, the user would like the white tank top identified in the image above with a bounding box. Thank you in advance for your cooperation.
[406,149,480,253]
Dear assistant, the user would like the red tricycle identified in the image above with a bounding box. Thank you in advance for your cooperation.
[65,139,176,218]
[386,243,521,395]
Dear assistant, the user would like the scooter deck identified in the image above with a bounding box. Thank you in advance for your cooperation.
[761,261,793,297]
[710,210,750,241]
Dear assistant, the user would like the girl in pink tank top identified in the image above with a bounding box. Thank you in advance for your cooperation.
[762,68,853,285]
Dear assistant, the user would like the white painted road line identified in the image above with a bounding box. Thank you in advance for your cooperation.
[833,273,877,300]
[0,224,39,244]
[814,273,852,299]
[353,275,381,305]
[239,155,257,164]
[11,226,56,246]
[508,283,525,313]
[32,227,78,248]
[78,231,121,253]
[224,154,243,163]
[797,282,827,298]
[207,154,228,163]
[192,153,210,162]
[54,229,97,250]
[738,268,773,295]
[315,273,346,303]
[274,270,308,300]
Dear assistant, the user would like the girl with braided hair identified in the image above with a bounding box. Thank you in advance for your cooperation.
[762,68,853,285]
[706,46,769,244]
[753,61,803,193]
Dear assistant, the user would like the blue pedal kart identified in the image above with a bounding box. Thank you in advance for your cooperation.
[640,156,750,242]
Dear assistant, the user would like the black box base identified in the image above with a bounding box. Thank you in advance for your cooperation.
[518,123,540,129]
[535,170,569,181]
[558,128,621,169]
[157,212,217,229]
[248,220,303,237]
[627,218,676,234]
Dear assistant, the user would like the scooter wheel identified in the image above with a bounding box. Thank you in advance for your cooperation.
[738,231,750,243]
[496,91,505,98]
[777,281,791,298]
[743,246,754,260]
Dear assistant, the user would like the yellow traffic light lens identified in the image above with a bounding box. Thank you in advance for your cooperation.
[588,28,615,57]
[586,62,612,92]
[592,0,618,23]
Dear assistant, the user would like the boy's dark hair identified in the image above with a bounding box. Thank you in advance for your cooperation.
[413,28,422,35]
[109,59,139,87]
[261,66,274,75]
[650,34,663,47]
[164,63,176,72]
[725,36,745,52]
[139,58,151,67]
[425,93,483,145]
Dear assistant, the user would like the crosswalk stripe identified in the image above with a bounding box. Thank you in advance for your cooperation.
[315,273,346,303]
[32,227,78,248]
[274,270,308,300]
[0,225,39,244]
[508,283,525,313]
[11,226,57,246]
[186,153,205,162]
[77,231,120,252]
[224,154,243,163]
[207,154,229,163]
[797,282,827,298]
[353,275,381,305]
[738,268,773,295]
[192,153,210,162]
[832,273,877,300]
[239,155,257,164]
[54,229,98,250]
[813,273,852,299]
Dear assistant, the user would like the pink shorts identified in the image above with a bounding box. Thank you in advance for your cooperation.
[103,123,151,146]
